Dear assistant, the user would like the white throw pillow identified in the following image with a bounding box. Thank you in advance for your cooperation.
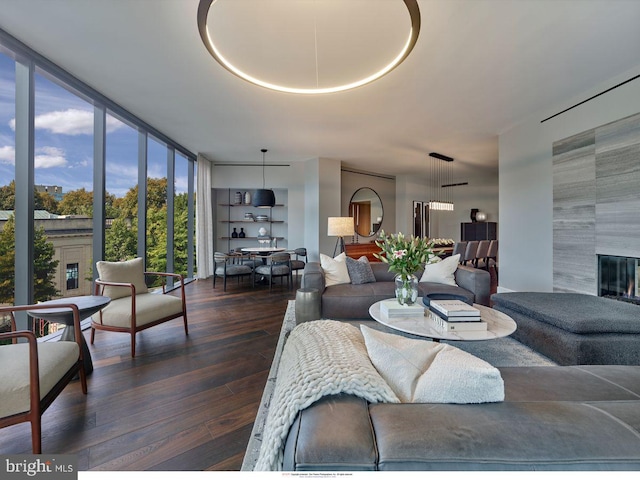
[96,257,148,300]
[360,325,504,403]
[419,253,460,286]
[320,252,351,286]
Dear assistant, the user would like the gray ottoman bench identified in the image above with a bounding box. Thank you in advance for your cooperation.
[491,292,640,365]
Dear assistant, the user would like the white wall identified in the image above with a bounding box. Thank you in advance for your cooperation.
[499,67,640,293]
[316,158,342,260]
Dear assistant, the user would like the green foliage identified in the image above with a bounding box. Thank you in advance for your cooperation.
[58,188,93,216]
[0,216,15,302]
[104,217,137,262]
[146,205,167,276]
[36,191,59,213]
[374,230,438,279]
[173,193,190,276]
[0,215,59,304]
[0,180,15,210]
[33,224,59,301]
[147,178,168,211]
[0,180,60,214]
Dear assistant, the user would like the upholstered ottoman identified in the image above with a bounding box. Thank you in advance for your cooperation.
[491,292,640,365]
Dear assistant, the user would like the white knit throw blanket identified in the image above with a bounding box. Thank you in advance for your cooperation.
[254,320,400,471]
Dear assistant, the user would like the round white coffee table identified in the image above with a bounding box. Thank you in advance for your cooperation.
[369,298,516,342]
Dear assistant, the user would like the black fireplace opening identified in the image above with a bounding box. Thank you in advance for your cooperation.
[598,255,640,304]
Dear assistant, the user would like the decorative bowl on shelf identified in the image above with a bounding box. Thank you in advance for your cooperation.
[256,214,269,221]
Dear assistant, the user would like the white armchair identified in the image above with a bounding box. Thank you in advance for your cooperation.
[0,303,87,453]
[91,257,188,358]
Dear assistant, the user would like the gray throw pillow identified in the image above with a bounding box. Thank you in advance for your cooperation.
[345,256,376,285]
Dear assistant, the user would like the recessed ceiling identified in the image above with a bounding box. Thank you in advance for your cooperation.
[0,0,639,181]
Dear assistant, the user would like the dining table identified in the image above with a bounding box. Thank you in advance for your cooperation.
[241,246,287,264]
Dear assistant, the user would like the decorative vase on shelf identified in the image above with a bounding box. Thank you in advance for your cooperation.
[244,191,251,204]
[234,191,242,204]
[394,273,419,306]
[231,227,238,238]
[238,227,246,238]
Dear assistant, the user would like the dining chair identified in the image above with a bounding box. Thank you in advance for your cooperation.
[474,240,491,268]
[462,241,479,265]
[254,252,293,292]
[213,252,253,291]
[451,241,467,262]
[0,303,88,453]
[289,247,308,286]
[91,257,188,358]
[486,239,499,281]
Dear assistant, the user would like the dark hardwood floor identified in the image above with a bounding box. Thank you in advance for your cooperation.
[0,277,295,471]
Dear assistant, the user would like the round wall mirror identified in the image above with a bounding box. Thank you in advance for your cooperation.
[349,187,384,237]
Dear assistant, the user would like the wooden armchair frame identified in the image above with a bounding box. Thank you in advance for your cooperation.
[0,303,87,453]
[91,271,188,357]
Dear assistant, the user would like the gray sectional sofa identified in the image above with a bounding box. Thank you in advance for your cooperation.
[301,261,491,319]
[279,266,640,471]
[283,365,640,471]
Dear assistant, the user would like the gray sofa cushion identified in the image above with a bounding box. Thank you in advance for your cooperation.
[283,366,640,471]
[284,395,377,471]
[492,292,640,334]
[370,401,640,470]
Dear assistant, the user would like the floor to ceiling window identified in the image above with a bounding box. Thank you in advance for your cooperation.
[174,152,191,278]
[105,111,138,262]
[0,28,197,325]
[34,71,94,297]
[0,50,16,307]
[146,136,168,275]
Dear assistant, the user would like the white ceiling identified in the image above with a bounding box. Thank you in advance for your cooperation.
[1,0,640,181]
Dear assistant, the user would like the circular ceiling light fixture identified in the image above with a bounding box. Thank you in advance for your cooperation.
[197,0,421,95]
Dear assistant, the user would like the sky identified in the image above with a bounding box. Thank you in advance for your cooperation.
[0,50,189,199]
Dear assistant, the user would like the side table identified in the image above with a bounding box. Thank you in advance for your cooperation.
[27,295,111,375]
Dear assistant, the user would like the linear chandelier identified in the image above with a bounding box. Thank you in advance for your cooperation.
[196,0,421,95]
[428,152,454,212]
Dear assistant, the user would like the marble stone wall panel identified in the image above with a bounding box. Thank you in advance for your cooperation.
[553,130,596,294]
[595,113,640,258]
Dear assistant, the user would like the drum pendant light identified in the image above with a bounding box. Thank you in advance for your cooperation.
[253,148,276,208]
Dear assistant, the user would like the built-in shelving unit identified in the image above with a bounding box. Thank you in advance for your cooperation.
[214,189,288,253]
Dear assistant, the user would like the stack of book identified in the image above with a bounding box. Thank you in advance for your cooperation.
[380,300,425,317]
[428,299,487,332]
